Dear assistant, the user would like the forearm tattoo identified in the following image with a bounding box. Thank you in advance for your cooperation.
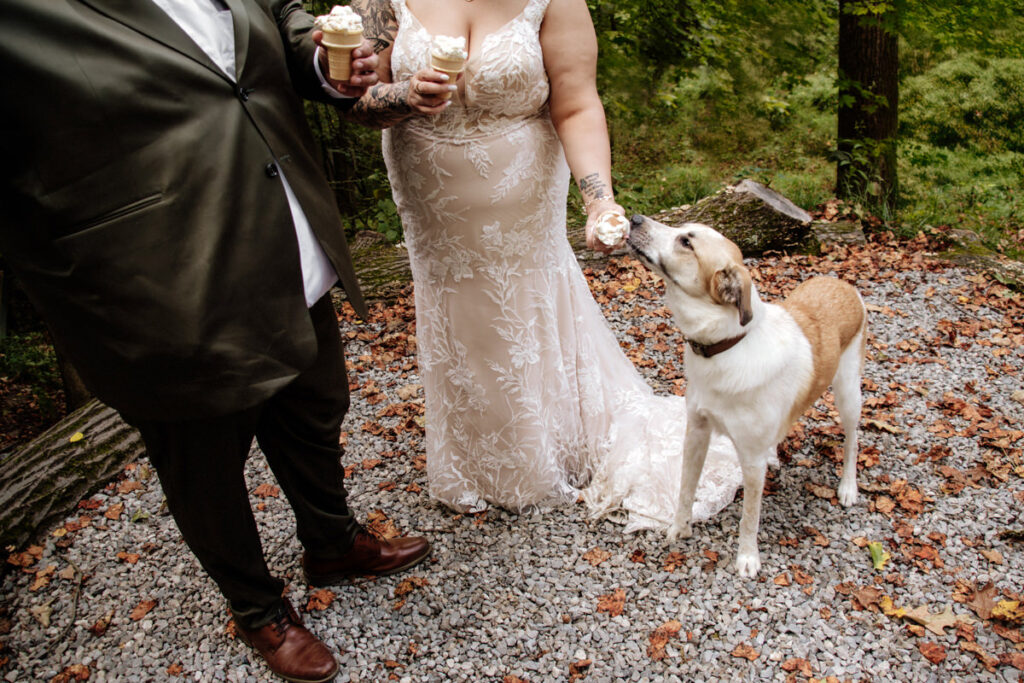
[351,0,397,53]
[579,172,610,203]
[345,81,413,128]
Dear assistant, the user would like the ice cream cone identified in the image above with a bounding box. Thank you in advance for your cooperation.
[429,54,466,83]
[322,29,363,81]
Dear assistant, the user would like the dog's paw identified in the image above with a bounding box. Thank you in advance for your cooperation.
[837,478,858,507]
[735,551,761,578]
[667,520,693,541]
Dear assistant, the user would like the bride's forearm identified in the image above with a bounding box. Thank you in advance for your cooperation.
[342,81,414,129]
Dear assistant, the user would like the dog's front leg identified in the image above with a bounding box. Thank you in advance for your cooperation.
[735,454,767,577]
[668,412,711,541]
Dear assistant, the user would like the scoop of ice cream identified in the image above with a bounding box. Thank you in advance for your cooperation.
[315,5,363,33]
[431,35,468,61]
[593,210,629,246]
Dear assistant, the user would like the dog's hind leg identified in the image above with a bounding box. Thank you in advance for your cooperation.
[833,329,864,507]
[735,453,767,577]
[668,412,712,541]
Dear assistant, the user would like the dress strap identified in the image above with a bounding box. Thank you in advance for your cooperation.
[523,0,552,29]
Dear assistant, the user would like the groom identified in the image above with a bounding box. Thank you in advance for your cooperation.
[0,1,428,681]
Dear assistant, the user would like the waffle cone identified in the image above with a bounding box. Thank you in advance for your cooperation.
[430,54,466,81]
[322,30,363,81]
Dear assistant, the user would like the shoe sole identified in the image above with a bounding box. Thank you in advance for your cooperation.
[303,549,431,587]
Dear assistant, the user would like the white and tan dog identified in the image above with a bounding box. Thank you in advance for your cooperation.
[626,217,866,577]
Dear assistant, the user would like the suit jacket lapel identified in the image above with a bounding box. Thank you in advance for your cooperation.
[76,0,233,82]
[222,0,251,80]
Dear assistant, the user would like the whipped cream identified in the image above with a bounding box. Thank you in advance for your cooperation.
[315,5,363,33]
[431,35,468,60]
[593,211,629,246]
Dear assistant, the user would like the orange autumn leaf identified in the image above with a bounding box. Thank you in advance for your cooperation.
[662,552,686,572]
[394,576,429,598]
[167,663,185,676]
[582,548,611,566]
[731,643,759,661]
[104,502,124,520]
[129,599,158,621]
[51,664,90,682]
[596,588,626,617]
[647,619,682,660]
[117,551,141,564]
[781,658,813,676]
[307,589,336,611]
[252,483,280,498]
[918,641,946,664]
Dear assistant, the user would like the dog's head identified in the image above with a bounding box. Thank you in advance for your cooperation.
[627,216,754,333]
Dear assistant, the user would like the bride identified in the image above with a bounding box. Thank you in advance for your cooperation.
[345,0,740,530]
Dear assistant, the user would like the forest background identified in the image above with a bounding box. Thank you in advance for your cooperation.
[1,0,1022,448]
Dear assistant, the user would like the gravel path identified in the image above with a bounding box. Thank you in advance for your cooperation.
[2,235,1023,682]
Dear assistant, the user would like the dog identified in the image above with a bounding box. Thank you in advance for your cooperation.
[626,216,866,577]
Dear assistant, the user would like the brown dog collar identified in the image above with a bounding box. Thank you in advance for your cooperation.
[688,334,747,358]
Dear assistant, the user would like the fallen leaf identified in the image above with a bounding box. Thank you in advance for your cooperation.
[999,652,1024,670]
[993,600,1024,624]
[647,619,682,660]
[117,480,144,495]
[968,582,999,620]
[104,503,124,520]
[252,483,280,498]
[662,552,686,572]
[30,602,52,627]
[918,641,946,664]
[582,548,611,566]
[730,643,759,661]
[773,572,791,586]
[596,588,626,617]
[568,659,591,682]
[50,664,90,682]
[88,609,114,637]
[864,418,903,434]
[629,549,646,564]
[69,432,85,443]
[805,482,835,500]
[117,551,140,564]
[903,604,962,636]
[129,599,158,621]
[394,576,428,598]
[868,541,891,570]
[781,658,813,676]
[306,589,336,611]
[980,548,1004,565]
[959,641,998,671]
[167,663,184,676]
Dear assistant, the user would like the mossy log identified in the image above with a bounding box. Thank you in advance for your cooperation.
[0,399,141,549]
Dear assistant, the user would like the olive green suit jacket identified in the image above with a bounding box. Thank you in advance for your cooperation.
[0,0,368,420]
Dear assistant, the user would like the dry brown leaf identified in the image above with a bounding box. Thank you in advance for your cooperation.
[805,482,835,500]
[918,641,946,664]
[306,589,336,611]
[596,588,626,617]
[365,510,400,540]
[662,552,686,572]
[730,643,759,661]
[980,548,1004,565]
[104,503,124,520]
[117,551,140,564]
[50,664,90,682]
[781,657,813,676]
[647,619,682,660]
[993,600,1024,624]
[959,641,998,671]
[252,483,280,498]
[129,599,158,621]
[773,572,791,586]
[568,659,591,682]
[166,663,184,676]
[394,576,429,598]
[968,582,999,620]
[117,480,145,495]
[999,652,1024,670]
[903,604,963,636]
[582,548,611,566]
[88,609,114,637]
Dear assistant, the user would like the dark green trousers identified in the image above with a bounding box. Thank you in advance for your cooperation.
[126,295,358,629]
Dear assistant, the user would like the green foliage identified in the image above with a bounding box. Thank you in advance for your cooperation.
[0,331,61,418]
[901,55,1024,154]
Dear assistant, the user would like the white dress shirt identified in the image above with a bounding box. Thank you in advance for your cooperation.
[151,0,338,307]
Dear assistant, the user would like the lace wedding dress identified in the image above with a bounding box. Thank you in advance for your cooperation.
[381,0,741,531]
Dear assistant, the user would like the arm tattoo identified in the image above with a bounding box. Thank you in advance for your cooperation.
[352,0,397,53]
[344,81,413,128]
[578,172,610,202]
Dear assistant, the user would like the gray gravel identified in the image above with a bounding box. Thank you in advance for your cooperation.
[3,240,1023,682]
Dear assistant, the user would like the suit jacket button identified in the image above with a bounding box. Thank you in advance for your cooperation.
[265,163,279,178]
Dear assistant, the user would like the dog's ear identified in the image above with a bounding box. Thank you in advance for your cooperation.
[711,265,753,326]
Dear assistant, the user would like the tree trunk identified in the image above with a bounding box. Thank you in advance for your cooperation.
[837,0,899,216]
[0,399,142,550]
[53,345,92,413]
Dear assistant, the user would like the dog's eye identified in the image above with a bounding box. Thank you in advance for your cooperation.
[678,235,692,249]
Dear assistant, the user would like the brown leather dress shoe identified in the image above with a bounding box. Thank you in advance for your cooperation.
[303,530,431,586]
[236,600,338,683]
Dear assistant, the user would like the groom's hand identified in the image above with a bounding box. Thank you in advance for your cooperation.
[313,31,379,98]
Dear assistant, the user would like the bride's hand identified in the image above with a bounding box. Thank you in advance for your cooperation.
[584,199,627,254]
[407,68,457,115]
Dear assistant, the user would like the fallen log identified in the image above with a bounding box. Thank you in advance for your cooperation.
[0,399,141,550]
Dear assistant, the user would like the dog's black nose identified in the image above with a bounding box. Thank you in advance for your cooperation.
[630,214,645,227]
